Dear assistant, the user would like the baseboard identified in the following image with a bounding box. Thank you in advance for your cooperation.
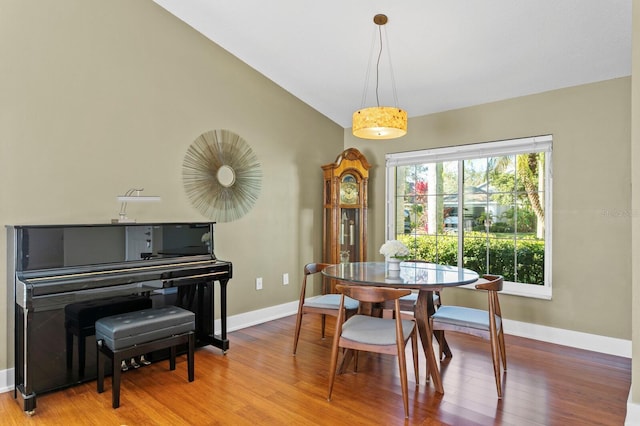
[225,300,299,333]
[627,389,640,425]
[503,318,631,358]
[0,297,631,395]
[0,367,14,394]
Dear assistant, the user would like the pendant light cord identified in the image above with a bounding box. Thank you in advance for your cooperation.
[359,17,400,109]
[385,25,400,108]
[374,24,383,107]
[359,26,376,109]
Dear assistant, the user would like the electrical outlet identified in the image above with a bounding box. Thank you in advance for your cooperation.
[283,273,289,285]
[256,277,263,290]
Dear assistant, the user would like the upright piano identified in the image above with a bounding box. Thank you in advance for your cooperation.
[6,222,232,414]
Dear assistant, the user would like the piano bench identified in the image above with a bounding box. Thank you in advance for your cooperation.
[95,306,195,409]
[64,294,152,377]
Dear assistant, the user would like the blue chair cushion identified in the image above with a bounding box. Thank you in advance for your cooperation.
[431,305,501,331]
[341,315,415,345]
[305,294,359,311]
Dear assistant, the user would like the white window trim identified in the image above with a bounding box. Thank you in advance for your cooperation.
[385,135,553,300]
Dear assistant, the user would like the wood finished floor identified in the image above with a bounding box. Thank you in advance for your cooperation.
[0,314,631,425]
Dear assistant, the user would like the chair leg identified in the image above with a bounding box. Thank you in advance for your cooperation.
[498,327,507,370]
[411,329,419,385]
[327,338,341,401]
[397,339,410,418]
[292,309,304,355]
[489,329,503,398]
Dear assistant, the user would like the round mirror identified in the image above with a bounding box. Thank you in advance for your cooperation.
[216,165,236,187]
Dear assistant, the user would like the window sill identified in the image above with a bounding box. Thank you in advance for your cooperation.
[457,280,552,300]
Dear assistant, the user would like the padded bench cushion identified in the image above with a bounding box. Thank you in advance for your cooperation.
[65,295,152,326]
[95,306,195,351]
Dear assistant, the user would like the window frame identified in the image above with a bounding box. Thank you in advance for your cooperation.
[385,135,553,299]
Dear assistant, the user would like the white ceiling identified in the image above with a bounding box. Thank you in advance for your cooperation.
[153,0,631,128]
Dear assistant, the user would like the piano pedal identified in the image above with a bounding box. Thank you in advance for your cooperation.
[120,360,129,372]
[130,357,141,369]
[139,355,151,366]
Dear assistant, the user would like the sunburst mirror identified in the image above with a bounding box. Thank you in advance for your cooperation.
[182,129,262,222]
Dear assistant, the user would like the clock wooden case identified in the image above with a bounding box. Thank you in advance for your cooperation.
[322,148,370,277]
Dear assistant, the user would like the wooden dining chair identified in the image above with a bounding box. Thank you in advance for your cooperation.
[327,284,419,419]
[292,263,359,355]
[429,274,507,397]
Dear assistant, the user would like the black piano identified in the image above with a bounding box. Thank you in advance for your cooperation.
[6,222,232,414]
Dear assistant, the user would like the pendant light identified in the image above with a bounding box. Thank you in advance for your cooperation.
[352,14,407,140]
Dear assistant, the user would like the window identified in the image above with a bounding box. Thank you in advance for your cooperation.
[385,135,552,299]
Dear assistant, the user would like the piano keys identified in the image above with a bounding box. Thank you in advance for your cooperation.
[6,222,232,414]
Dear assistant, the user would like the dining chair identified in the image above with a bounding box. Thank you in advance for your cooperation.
[292,263,359,355]
[429,274,507,397]
[327,284,419,419]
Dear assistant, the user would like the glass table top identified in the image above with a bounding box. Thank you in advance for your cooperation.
[322,261,479,289]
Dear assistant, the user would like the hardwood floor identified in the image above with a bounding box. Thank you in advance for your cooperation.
[0,314,631,425]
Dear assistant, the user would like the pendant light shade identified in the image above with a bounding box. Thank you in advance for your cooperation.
[353,106,407,139]
[352,14,407,140]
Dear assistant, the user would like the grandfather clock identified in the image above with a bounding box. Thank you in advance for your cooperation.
[322,148,370,282]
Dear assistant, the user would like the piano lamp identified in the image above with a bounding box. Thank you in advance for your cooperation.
[352,14,407,140]
[112,188,161,223]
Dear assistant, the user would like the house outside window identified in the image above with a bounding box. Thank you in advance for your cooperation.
[385,135,552,299]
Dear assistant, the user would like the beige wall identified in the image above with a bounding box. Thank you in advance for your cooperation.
[0,1,343,371]
[346,77,631,340]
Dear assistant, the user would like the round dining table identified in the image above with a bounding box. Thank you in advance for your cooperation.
[322,261,479,394]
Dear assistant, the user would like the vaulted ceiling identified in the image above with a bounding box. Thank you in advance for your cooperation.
[153,1,631,128]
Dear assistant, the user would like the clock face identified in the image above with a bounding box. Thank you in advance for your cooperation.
[340,175,359,204]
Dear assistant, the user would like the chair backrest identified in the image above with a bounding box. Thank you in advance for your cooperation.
[335,284,411,304]
[304,263,331,276]
[475,274,503,292]
[301,263,332,296]
[475,274,504,320]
